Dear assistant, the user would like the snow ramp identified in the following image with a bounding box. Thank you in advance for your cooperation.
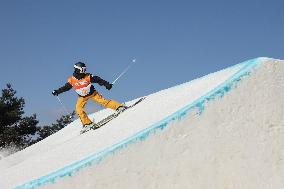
[0,58,284,189]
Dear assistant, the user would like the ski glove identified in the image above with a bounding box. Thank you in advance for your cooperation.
[105,83,113,90]
[52,90,59,96]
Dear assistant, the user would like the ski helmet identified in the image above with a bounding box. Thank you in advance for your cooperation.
[74,62,87,74]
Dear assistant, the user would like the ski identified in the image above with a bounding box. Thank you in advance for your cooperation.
[80,97,146,134]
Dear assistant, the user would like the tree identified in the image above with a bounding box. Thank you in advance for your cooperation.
[0,84,75,152]
[0,84,38,149]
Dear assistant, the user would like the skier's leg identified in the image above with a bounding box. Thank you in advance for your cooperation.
[91,92,123,110]
[76,96,92,125]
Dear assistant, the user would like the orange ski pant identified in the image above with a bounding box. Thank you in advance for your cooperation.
[76,92,123,125]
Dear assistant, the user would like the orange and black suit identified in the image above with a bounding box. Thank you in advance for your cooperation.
[55,72,123,126]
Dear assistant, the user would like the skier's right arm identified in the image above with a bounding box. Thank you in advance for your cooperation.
[52,83,72,96]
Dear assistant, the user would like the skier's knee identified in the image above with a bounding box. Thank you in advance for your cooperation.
[76,106,84,115]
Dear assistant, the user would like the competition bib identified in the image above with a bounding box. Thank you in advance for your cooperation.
[68,75,92,96]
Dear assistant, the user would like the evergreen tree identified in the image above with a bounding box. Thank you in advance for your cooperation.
[0,84,38,149]
[0,84,75,152]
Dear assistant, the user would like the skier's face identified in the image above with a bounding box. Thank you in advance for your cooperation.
[74,67,86,74]
[81,67,86,73]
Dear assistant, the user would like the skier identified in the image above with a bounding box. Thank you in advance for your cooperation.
[52,62,127,132]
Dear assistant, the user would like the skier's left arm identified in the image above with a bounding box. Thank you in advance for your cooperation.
[90,74,112,90]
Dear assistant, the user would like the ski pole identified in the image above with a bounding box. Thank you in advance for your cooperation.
[56,96,73,118]
[112,59,136,85]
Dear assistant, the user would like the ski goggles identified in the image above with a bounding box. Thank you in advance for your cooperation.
[74,65,87,73]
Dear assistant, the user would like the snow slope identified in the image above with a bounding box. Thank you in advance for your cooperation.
[0,58,284,189]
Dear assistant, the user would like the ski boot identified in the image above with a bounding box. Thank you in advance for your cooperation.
[80,122,99,134]
[116,105,128,115]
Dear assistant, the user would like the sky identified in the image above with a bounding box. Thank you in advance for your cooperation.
[0,0,283,125]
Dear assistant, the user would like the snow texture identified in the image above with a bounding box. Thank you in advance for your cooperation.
[0,58,283,189]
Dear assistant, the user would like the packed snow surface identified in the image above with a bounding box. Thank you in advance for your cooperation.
[0,58,283,189]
